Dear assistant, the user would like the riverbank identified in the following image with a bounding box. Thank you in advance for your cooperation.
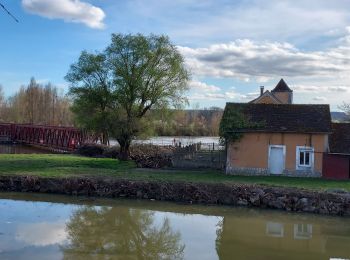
[0,175,350,216]
[1,154,350,216]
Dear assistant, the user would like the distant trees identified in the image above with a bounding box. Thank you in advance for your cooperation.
[0,78,73,125]
[67,33,190,159]
[151,109,223,136]
[339,102,350,121]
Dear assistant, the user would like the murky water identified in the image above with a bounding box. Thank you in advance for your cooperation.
[0,193,349,260]
[119,136,220,146]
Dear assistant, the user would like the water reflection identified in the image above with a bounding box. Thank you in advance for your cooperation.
[61,206,185,260]
[294,224,312,240]
[216,214,350,260]
[16,221,67,246]
[0,193,350,260]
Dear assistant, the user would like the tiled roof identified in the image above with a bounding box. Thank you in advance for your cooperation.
[249,90,282,104]
[222,103,331,133]
[271,78,293,92]
[329,123,350,153]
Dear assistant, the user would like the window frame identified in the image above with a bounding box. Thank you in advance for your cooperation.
[296,146,314,170]
[294,224,313,240]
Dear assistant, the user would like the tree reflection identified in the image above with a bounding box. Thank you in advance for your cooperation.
[61,206,185,260]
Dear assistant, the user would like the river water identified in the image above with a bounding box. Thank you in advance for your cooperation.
[0,192,349,260]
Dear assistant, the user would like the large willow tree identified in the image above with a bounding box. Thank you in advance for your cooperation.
[66,34,190,159]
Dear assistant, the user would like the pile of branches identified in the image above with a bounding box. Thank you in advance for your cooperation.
[75,144,175,168]
[130,144,174,168]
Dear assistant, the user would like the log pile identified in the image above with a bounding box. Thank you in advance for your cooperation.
[75,143,175,168]
[130,144,174,168]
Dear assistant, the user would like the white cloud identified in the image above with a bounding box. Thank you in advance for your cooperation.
[178,28,350,100]
[178,38,350,79]
[16,221,68,246]
[241,92,260,100]
[22,0,105,29]
[190,89,245,101]
[189,80,221,92]
[313,96,327,101]
[293,85,349,93]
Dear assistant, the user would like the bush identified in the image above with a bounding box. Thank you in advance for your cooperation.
[75,144,106,157]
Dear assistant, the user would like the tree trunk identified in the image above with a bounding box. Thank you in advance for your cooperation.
[118,138,131,160]
[101,131,109,145]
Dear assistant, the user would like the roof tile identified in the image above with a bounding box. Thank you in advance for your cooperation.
[222,103,331,133]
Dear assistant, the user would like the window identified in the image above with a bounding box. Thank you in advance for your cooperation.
[299,150,311,166]
[294,224,312,240]
[266,222,284,237]
[296,146,314,170]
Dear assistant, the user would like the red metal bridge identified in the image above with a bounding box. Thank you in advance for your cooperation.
[0,123,86,151]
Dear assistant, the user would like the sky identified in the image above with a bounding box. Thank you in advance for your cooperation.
[0,0,350,110]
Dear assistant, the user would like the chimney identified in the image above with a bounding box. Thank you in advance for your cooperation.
[260,86,264,96]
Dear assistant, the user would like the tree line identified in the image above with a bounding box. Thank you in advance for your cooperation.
[0,78,73,126]
[0,77,223,136]
[152,108,223,136]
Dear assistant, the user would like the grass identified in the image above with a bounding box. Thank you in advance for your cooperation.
[0,154,349,192]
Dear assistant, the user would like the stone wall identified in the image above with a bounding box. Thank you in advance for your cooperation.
[0,175,349,216]
[226,166,321,178]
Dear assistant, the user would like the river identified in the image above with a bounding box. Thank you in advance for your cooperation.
[0,192,349,259]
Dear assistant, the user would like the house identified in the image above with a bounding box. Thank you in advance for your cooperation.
[223,80,332,177]
[329,123,350,154]
[250,78,293,104]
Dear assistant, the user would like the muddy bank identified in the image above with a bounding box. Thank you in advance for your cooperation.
[0,175,349,216]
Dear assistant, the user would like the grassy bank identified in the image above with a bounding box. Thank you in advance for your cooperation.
[0,154,349,192]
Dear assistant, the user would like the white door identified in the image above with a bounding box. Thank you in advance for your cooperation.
[269,145,285,174]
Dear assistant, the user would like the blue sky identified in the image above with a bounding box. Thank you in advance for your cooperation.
[1,0,350,109]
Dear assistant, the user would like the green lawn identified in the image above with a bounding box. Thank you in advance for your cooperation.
[0,154,349,192]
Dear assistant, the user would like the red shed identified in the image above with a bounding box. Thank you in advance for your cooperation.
[323,153,350,180]
[323,123,350,179]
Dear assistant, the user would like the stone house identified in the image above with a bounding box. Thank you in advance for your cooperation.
[250,78,293,104]
[223,80,332,177]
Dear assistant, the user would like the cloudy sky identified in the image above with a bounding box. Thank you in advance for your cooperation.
[1,0,350,109]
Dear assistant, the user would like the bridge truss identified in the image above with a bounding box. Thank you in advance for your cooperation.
[0,123,86,151]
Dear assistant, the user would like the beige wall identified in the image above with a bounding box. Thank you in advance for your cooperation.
[252,95,279,104]
[272,92,292,104]
[227,132,328,174]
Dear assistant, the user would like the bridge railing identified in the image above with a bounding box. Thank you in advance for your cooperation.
[0,123,87,151]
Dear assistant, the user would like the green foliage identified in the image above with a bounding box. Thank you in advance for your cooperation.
[62,206,184,259]
[219,108,245,144]
[66,52,114,144]
[66,33,190,158]
[219,108,262,144]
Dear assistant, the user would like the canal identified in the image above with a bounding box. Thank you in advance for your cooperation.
[0,192,349,259]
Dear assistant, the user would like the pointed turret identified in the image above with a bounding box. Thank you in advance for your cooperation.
[271,78,293,104]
